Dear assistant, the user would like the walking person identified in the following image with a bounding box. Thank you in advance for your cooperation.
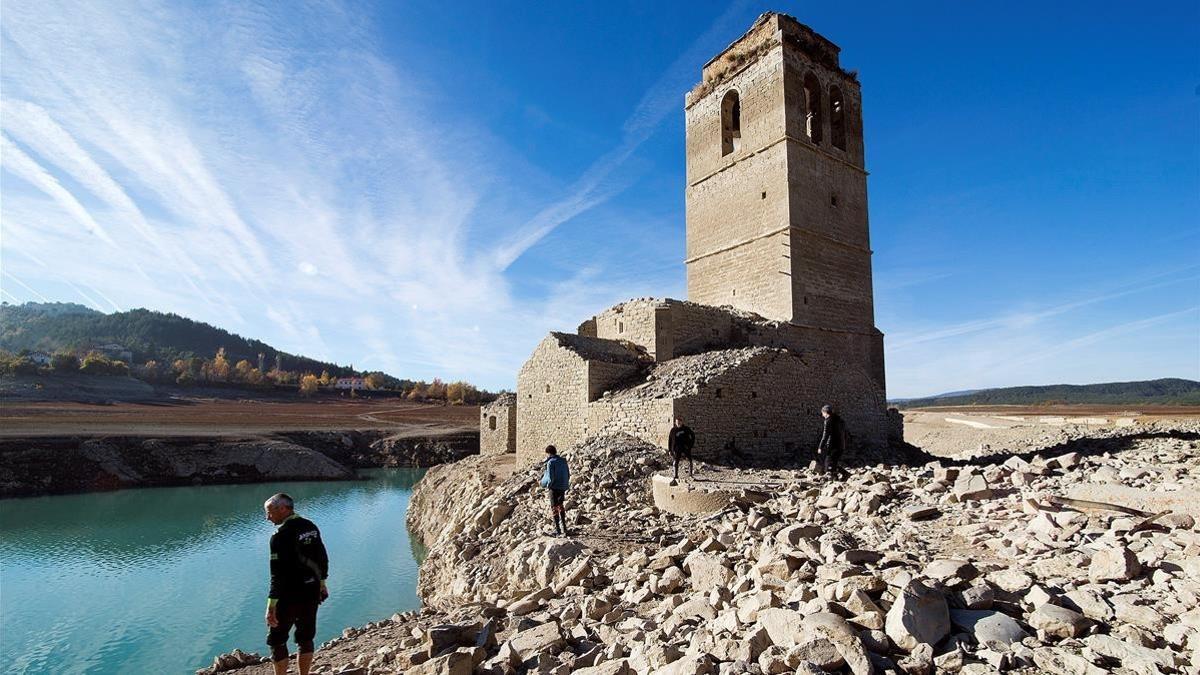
[667,417,696,481]
[263,493,329,675]
[540,445,571,535]
[815,404,850,479]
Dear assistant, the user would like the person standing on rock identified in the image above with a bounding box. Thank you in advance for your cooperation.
[815,404,850,479]
[668,417,696,481]
[540,445,571,535]
[263,493,329,675]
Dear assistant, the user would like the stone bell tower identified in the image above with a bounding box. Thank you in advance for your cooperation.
[684,12,885,389]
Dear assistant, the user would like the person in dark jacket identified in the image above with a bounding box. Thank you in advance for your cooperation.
[667,417,696,481]
[815,404,849,479]
[263,493,329,675]
[539,445,571,535]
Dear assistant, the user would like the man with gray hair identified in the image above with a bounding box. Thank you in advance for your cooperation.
[263,493,329,675]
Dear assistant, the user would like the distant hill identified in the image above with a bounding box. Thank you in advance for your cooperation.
[895,378,1200,408]
[0,302,357,376]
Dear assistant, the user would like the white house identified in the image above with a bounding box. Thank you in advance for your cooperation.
[334,376,365,391]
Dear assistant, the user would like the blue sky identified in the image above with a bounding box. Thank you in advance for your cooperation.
[1,0,1196,396]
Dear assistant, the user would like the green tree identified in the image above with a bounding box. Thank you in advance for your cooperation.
[51,352,80,373]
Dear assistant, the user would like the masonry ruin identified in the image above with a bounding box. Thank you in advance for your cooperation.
[488,13,891,467]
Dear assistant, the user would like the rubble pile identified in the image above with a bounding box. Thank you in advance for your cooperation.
[211,423,1199,675]
[416,434,684,609]
[612,348,775,401]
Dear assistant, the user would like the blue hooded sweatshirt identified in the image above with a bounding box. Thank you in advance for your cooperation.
[540,455,570,491]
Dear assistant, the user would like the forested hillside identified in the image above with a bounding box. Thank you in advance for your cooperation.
[896,378,1200,407]
[0,302,355,375]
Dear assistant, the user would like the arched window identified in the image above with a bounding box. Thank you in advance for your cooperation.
[488,415,497,431]
[803,73,822,144]
[829,85,846,150]
[720,90,741,156]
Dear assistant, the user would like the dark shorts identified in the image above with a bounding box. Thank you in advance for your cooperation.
[267,598,318,651]
[548,489,566,509]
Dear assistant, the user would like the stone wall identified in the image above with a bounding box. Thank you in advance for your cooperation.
[516,337,588,465]
[672,350,887,464]
[585,298,885,392]
[479,393,516,456]
[585,396,674,450]
[516,334,644,465]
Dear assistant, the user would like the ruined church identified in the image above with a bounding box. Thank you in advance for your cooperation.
[482,13,890,465]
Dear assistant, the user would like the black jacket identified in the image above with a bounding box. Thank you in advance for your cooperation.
[818,414,846,451]
[268,514,329,602]
[668,425,695,455]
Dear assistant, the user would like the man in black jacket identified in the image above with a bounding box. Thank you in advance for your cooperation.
[668,417,696,481]
[263,493,329,675]
[815,404,849,479]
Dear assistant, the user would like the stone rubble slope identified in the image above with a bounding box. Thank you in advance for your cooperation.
[205,423,1200,675]
[415,434,685,610]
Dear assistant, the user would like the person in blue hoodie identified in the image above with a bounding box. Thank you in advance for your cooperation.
[539,445,571,535]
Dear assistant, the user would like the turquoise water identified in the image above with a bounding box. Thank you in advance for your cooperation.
[0,469,429,674]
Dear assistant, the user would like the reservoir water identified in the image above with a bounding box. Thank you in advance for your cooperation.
[1,469,429,674]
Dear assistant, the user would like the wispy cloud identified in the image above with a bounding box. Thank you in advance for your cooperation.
[888,266,1200,350]
[492,0,754,270]
[1,0,748,387]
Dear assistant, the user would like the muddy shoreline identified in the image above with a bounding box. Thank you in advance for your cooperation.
[0,429,479,498]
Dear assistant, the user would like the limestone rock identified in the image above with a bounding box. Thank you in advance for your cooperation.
[885,580,950,652]
[756,607,806,648]
[952,472,992,501]
[684,552,734,593]
[949,609,1030,647]
[1028,604,1088,639]
[985,568,1032,593]
[1088,545,1141,582]
[1084,634,1173,672]
[507,621,563,660]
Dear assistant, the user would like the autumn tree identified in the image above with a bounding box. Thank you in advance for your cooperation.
[364,372,387,390]
[446,381,465,405]
[299,374,319,397]
[209,347,231,382]
[319,370,331,386]
[234,359,254,383]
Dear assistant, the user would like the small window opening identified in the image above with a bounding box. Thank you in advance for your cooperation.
[618,321,624,334]
[544,384,551,393]
[761,191,767,200]
[830,85,846,150]
[803,74,823,144]
[488,415,497,431]
[715,388,723,399]
[830,194,839,207]
[750,391,757,399]
[720,90,741,156]
[732,289,737,297]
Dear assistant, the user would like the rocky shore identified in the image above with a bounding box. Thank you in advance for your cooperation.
[0,430,478,498]
[203,420,1199,674]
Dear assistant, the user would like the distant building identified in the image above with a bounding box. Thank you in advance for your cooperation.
[334,376,365,391]
[29,351,52,366]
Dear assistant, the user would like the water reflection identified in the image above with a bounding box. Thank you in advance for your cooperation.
[1,469,428,675]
